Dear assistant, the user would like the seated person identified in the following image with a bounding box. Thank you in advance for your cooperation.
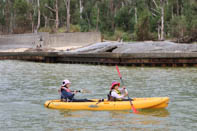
[59,79,93,102]
[108,81,131,101]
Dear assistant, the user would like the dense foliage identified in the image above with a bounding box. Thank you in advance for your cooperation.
[0,0,196,42]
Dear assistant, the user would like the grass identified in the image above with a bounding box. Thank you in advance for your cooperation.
[102,29,134,42]
[39,24,81,33]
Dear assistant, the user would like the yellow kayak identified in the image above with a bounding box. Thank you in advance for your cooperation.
[44,97,169,110]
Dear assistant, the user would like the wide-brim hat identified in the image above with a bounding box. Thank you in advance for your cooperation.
[110,81,120,90]
[62,79,71,86]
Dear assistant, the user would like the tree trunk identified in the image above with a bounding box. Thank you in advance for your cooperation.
[55,0,59,32]
[172,6,174,18]
[30,13,34,33]
[110,0,115,31]
[79,0,83,19]
[5,0,10,34]
[160,0,165,40]
[158,25,161,40]
[86,13,90,30]
[177,0,179,15]
[152,0,159,8]
[44,15,48,28]
[10,11,13,33]
[35,0,40,33]
[65,0,70,32]
[96,7,99,31]
[135,7,137,24]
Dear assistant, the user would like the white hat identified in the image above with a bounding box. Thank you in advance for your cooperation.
[62,79,71,86]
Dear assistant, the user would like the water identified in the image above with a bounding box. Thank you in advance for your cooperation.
[0,60,197,131]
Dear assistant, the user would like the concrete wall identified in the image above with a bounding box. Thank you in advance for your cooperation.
[0,32,101,50]
[0,33,41,49]
[1,52,197,67]
[48,32,101,48]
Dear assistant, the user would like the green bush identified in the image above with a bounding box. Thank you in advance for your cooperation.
[39,27,52,32]
[169,16,187,38]
[102,29,133,42]
[70,24,81,32]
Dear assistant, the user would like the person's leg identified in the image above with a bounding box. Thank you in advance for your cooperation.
[60,91,68,102]
[70,99,94,102]
[122,98,133,101]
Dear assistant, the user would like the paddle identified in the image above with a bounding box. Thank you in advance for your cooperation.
[71,89,90,93]
[115,65,138,113]
[59,89,90,94]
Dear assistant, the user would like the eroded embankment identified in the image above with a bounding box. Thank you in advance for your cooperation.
[1,41,197,67]
[1,51,197,67]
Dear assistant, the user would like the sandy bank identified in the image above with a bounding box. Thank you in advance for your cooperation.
[0,46,82,52]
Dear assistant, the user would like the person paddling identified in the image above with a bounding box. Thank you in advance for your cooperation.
[108,81,131,101]
[59,79,93,102]
[58,79,76,102]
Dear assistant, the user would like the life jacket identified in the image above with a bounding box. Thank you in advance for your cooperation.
[64,88,71,92]
[60,86,73,101]
[107,89,122,101]
[114,89,121,95]
[61,86,71,92]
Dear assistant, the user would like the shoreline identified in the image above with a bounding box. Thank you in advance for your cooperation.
[0,46,82,52]
[1,51,197,67]
[1,41,197,67]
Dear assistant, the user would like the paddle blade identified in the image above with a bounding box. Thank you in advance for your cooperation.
[131,105,138,113]
[128,97,138,113]
[80,89,91,93]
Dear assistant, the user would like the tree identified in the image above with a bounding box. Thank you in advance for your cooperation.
[13,0,32,33]
[148,0,167,40]
[79,0,83,19]
[64,0,70,32]
[0,0,6,33]
[45,0,59,32]
[35,0,40,33]
[135,9,153,41]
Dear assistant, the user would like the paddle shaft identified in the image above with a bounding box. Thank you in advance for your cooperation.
[115,65,138,113]
[71,90,81,93]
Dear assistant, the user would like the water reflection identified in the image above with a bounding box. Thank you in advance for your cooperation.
[59,110,94,118]
[57,109,169,130]
[58,108,169,119]
[138,109,170,117]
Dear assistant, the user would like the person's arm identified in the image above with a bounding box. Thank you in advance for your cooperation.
[58,86,67,93]
[111,91,125,99]
[66,92,75,99]
[120,87,128,96]
[61,86,67,90]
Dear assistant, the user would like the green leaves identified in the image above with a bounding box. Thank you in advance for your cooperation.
[14,0,29,15]
[0,0,196,42]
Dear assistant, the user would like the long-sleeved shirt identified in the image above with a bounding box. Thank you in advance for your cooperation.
[111,88,127,99]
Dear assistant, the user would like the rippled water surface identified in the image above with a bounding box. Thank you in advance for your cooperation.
[0,60,197,131]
